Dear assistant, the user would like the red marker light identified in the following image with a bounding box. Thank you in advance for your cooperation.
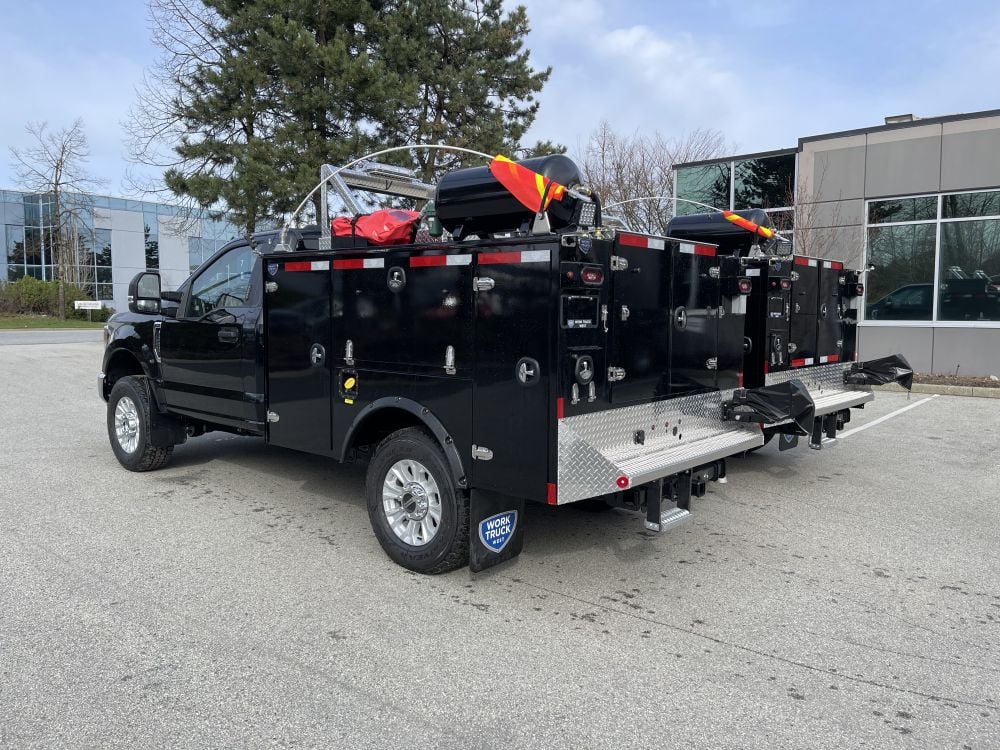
[738,278,752,294]
[780,278,792,291]
[581,266,604,285]
[616,476,630,489]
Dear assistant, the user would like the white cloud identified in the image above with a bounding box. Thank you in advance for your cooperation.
[515,1,1000,163]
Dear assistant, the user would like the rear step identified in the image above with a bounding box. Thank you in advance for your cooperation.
[645,506,691,533]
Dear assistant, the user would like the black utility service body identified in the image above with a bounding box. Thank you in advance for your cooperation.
[100,156,909,574]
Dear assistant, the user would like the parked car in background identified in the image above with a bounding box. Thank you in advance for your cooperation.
[868,281,1000,321]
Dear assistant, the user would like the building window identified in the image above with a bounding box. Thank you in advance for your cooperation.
[865,224,936,321]
[675,164,731,215]
[676,155,795,238]
[144,210,159,270]
[865,190,1000,324]
[94,228,113,300]
[5,224,26,280]
[734,155,795,211]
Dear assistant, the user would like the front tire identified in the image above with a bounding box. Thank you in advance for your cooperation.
[107,376,173,472]
[365,427,468,574]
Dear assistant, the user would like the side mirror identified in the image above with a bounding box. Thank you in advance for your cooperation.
[128,271,161,314]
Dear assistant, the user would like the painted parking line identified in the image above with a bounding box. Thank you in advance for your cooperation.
[837,395,939,439]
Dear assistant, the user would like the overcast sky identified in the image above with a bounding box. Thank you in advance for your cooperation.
[2,0,1000,196]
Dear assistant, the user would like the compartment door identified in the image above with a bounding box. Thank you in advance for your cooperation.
[472,245,554,500]
[816,262,844,361]
[669,245,719,396]
[265,259,333,455]
[609,240,673,403]
[789,258,820,363]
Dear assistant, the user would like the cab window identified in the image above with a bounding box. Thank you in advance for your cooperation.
[188,245,254,317]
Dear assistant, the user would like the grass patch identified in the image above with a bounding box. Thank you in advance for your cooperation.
[0,315,107,329]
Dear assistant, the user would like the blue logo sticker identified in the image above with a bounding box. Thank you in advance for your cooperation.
[267,263,278,277]
[478,511,517,553]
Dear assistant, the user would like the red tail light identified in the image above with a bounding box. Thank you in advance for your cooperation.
[738,278,752,294]
[581,266,604,285]
[780,278,792,291]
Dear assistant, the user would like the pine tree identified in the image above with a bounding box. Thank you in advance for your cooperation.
[130,0,558,235]
[382,0,555,182]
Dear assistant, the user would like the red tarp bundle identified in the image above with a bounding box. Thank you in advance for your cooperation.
[332,209,421,246]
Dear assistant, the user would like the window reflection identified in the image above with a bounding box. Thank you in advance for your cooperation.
[865,224,936,321]
[939,220,1000,321]
[675,164,730,215]
[734,155,795,210]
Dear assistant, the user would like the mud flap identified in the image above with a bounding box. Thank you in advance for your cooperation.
[844,354,913,389]
[721,379,816,436]
[469,489,525,573]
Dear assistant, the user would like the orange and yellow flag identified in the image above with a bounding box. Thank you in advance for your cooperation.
[489,155,567,213]
[722,210,774,239]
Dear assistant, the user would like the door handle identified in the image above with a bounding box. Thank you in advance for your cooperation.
[218,328,239,343]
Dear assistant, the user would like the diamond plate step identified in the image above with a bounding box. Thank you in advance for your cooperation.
[644,507,691,533]
[616,429,762,487]
[811,388,873,416]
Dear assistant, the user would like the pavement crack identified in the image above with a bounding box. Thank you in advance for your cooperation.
[804,630,1000,675]
[512,578,998,711]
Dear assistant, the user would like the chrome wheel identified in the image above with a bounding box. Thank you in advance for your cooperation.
[114,396,140,454]
[382,459,443,547]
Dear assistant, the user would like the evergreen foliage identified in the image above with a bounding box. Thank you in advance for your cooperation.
[141,0,557,235]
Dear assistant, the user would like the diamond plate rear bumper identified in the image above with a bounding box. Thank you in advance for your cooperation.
[555,390,762,505]
[766,361,873,417]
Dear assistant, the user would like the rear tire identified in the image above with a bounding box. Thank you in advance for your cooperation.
[365,427,468,574]
[107,376,173,472]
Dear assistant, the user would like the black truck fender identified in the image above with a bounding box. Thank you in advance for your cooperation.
[340,397,469,490]
[102,332,159,400]
[103,335,186,448]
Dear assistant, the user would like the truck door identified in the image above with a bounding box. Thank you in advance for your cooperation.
[789,256,820,365]
[159,243,259,426]
[669,243,720,396]
[816,260,844,362]
[472,244,553,500]
[608,235,673,403]
[264,258,332,456]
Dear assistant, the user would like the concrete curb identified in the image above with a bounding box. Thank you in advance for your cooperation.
[872,382,1000,399]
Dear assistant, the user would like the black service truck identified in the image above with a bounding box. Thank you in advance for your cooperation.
[99,156,906,574]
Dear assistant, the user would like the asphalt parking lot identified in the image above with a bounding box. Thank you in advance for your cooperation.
[2,334,999,749]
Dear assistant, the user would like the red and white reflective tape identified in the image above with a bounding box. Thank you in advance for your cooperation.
[332,258,384,270]
[794,256,818,267]
[409,254,472,268]
[679,242,716,257]
[790,357,814,367]
[823,260,844,270]
[284,260,330,272]
[618,233,666,250]
[818,354,840,364]
[478,249,551,265]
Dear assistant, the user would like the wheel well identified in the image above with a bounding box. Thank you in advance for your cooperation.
[347,407,424,453]
[103,350,144,399]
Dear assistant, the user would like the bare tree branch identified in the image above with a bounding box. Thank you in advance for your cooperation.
[581,121,728,235]
[8,119,108,317]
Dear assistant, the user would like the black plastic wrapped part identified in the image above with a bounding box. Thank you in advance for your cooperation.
[844,354,914,390]
[721,379,816,436]
[435,154,584,239]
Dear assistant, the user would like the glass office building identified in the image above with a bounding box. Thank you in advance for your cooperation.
[674,109,1000,376]
[1,190,240,312]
